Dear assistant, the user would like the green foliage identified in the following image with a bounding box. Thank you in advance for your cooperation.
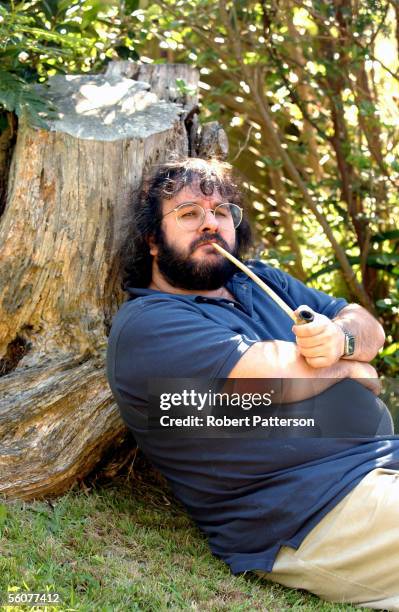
[175,77,197,96]
[377,342,399,374]
[134,0,399,374]
[0,0,397,373]
[0,0,139,122]
[0,503,7,532]
[0,68,51,125]
[308,229,399,375]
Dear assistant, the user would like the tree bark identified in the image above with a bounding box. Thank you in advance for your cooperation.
[0,63,198,499]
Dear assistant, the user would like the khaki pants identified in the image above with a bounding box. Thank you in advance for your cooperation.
[256,468,399,611]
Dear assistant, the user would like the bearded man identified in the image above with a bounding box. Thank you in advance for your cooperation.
[107,157,399,610]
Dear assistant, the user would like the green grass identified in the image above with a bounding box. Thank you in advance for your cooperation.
[0,453,367,611]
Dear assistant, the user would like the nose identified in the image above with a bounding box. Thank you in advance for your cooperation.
[199,208,219,232]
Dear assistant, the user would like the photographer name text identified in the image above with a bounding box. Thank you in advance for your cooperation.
[158,415,315,428]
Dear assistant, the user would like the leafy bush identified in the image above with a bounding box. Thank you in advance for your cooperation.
[0,0,139,121]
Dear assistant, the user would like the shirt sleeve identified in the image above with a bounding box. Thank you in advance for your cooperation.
[110,298,258,402]
[283,274,348,319]
[253,262,348,319]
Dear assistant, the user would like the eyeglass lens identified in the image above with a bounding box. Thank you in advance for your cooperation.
[175,203,242,230]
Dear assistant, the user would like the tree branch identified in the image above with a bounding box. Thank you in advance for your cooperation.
[218,0,374,310]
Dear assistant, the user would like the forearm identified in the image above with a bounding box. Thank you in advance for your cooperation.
[229,339,375,402]
[267,341,360,402]
[333,304,385,362]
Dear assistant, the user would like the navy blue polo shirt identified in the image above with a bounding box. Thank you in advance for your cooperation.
[107,260,399,574]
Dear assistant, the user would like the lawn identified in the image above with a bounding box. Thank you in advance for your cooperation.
[0,451,367,611]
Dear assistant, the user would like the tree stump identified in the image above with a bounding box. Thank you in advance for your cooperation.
[0,63,199,499]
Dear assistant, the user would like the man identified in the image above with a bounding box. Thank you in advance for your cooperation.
[107,157,399,610]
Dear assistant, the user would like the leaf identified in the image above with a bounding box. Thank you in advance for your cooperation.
[260,155,283,168]
[374,254,399,266]
[376,298,399,310]
[0,70,26,111]
[308,253,399,281]
[175,78,196,96]
[0,503,7,529]
[114,45,139,61]
[40,0,60,20]
[380,342,399,357]
[383,356,398,366]
[372,230,399,244]
[125,0,139,13]
[359,100,376,117]
[54,23,82,34]
[0,69,52,128]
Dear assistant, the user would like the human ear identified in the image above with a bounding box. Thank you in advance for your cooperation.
[148,234,158,257]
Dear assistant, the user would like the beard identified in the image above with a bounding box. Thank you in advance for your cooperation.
[155,230,239,290]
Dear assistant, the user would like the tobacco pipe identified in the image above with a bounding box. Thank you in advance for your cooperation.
[211,242,314,325]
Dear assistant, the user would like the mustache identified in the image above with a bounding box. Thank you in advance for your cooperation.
[189,233,230,255]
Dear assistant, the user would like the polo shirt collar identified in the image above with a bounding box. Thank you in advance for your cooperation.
[125,270,254,316]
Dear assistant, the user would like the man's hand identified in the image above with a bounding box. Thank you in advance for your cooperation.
[292,305,346,368]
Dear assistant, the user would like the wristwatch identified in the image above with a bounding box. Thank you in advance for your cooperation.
[341,327,356,357]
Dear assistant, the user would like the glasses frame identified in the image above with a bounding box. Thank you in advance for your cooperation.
[161,201,243,231]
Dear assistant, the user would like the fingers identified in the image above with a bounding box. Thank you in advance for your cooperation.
[304,356,335,368]
[293,322,328,337]
[300,338,345,367]
[293,307,345,368]
[295,326,342,365]
[302,348,343,367]
[299,345,327,358]
[295,334,331,349]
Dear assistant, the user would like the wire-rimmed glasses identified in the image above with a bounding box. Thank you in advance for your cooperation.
[162,202,243,231]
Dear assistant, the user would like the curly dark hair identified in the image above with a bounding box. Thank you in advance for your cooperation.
[121,157,253,289]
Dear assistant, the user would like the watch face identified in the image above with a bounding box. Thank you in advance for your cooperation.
[347,334,355,355]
